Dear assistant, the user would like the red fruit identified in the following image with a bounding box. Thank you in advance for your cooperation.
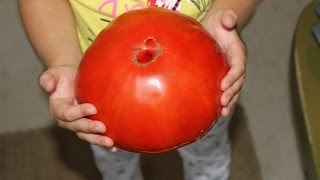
[75,7,228,153]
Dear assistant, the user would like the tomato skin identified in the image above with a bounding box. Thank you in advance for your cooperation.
[75,7,229,153]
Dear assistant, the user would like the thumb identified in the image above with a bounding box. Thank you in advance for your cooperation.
[39,68,60,92]
[221,10,238,29]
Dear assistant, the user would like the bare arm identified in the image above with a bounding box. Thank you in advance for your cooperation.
[201,0,259,116]
[18,0,82,68]
[18,0,115,150]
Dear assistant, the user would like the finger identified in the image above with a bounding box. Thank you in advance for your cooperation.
[109,147,118,152]
[227,93,240,110]
[221,106,230,117]
[221,10,238,29]
[39,71,57,92]
[76,132,114,148]
[103,146,119,152]
[221,43,246,91]
[51,99,96,121]
[221,75,245,106]
[221,63,245,91]
[221,93,240,117]
[39,67,76,93]
[58,118,106,133]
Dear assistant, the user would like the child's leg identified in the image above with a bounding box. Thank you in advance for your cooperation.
[178,111,233,180]
[91,145,143,180]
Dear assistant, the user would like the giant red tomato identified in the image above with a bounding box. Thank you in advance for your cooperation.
[75,7,228,153]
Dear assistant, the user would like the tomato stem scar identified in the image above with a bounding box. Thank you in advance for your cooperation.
[133,37,164,67]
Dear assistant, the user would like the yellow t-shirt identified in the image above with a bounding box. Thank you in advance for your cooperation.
[69,0,213,52]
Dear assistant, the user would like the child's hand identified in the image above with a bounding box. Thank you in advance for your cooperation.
[39,66,117,152]
[202,10,246,117]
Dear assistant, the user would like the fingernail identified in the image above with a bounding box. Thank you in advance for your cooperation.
[226,15,234,26]
[111,147,118,152]
[226,95,231,102]
[94,125,101,132]
[95,125,105,133]
[87,107,96,114]
[43,81,50,91]
[225,82,230,90]
[102,140,111,147]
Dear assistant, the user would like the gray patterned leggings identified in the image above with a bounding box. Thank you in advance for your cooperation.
[91,112,232,180]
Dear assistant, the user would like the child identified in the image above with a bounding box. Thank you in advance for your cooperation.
[19,0,258,179]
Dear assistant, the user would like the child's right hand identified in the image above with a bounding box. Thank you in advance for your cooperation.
[39,65,117,152]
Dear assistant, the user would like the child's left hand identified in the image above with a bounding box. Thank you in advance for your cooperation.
[202,10,246,117]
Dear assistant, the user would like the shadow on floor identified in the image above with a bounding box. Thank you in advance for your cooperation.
[0,104,262,180]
